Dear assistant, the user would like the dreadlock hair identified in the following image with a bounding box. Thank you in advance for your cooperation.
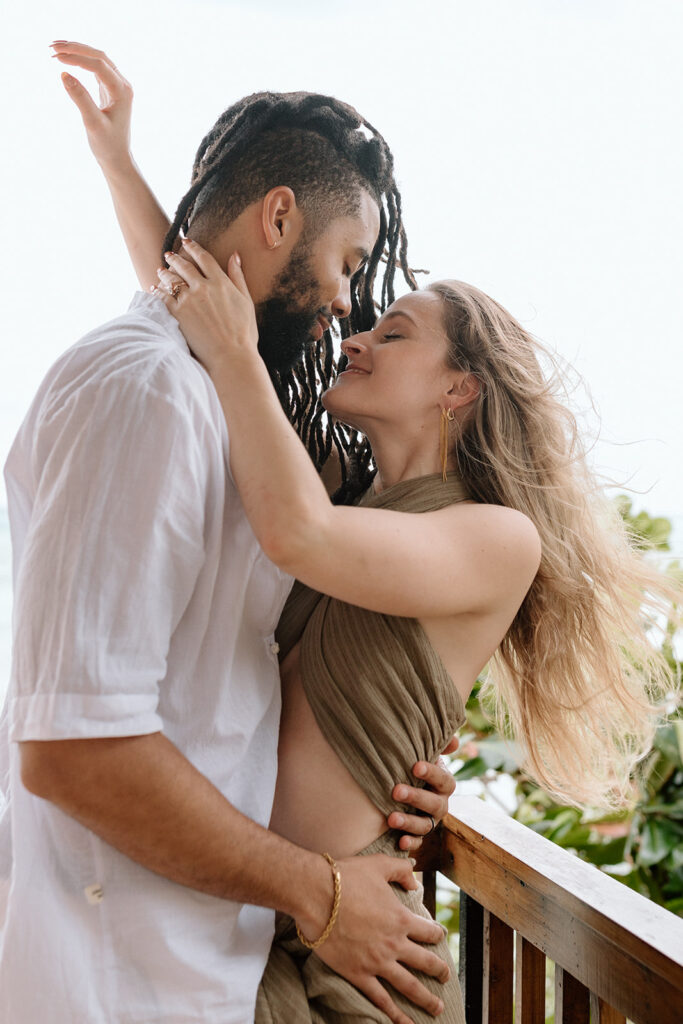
[163,91,417,503]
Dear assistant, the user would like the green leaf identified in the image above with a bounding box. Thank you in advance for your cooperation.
[663,897,683,917]
[637,819,683,867]
[579,837,627,865]
[452,756,488,781]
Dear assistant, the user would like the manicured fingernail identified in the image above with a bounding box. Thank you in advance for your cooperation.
[164,252,174,261]
[234,252,241,266]
[394,815,405,827]
[61,73,77,87]
[414,763,426,777]
[181,237,192,247]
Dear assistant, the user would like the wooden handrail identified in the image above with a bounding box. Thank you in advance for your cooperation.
[419,797,683,1024]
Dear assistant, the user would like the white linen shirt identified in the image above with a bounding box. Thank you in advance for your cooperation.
[0,292,293,1023]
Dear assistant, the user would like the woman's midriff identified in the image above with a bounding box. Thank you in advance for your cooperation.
[268,642,388,859]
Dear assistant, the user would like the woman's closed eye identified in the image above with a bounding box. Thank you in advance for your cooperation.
[381,332,403,342]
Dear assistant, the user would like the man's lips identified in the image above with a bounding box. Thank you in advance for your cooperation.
[311,315,331,341]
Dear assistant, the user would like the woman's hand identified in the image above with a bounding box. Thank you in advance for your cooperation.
[50,41,133,173]
[155,240,259,376]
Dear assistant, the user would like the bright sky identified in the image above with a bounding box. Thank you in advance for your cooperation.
[2,0,682,550]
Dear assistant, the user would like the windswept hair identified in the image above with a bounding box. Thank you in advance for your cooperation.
[429,280,680,808]
[163,91,415,501]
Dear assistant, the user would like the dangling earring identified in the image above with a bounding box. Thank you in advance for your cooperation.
[440,407,455,482]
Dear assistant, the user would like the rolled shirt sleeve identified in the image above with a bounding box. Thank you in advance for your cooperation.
[9,371,209,742]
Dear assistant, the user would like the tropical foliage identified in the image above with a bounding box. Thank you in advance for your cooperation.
[440,498,682,934]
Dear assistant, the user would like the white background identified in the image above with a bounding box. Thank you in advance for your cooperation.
[1,0,682,696]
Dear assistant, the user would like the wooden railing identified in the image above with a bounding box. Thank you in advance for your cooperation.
[419,797,683,1024]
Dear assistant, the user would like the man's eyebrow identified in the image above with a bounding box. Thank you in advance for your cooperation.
[354,247,371,264]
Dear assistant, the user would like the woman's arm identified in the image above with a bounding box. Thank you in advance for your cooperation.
[51,41,170,291]
[158,243,541,620]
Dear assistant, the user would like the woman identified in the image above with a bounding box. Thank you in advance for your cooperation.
[53,42,679,1024]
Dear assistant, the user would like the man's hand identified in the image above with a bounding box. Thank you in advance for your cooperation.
[302,854,448,1024]
[388,736,459,853]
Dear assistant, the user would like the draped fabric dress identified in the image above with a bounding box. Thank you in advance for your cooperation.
[255,474,469,1024]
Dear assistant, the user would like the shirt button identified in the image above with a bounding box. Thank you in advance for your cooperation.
[84,883,104,905]
[269,642,280,655]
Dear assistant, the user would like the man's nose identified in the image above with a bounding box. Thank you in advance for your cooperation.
[331,277,352,320]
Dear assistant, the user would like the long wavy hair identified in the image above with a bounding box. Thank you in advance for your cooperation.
[429,279,680,808]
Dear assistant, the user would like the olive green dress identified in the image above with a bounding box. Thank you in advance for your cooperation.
[255,474,468,1024]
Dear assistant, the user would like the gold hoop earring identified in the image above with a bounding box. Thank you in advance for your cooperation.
[440,408,455,482]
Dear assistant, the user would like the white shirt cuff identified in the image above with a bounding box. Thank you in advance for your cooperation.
[9,692,163,741]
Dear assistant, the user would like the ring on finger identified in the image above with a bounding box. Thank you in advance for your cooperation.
[425,814,437,835]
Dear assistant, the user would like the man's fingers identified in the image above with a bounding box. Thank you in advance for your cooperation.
[358,978,416,1024]
[440,736,460,756]
[388,810,435,837]
[413,759,456,796]
[378,854,418,891]
[382,963,445,1018]
[397,833,424,853]
[399,943,451,984]
[405,910,446,946]
[393,783,444,819]
[60,73,102,129]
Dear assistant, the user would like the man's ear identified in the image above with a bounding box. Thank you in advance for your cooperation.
[260,186,302,250]
[447,373,480,412]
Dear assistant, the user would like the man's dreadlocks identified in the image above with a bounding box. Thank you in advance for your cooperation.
[163,91,417,504]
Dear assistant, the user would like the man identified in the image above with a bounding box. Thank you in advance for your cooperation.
[0,45,456,1024]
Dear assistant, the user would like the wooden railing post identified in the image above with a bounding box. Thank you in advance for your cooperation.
[459,891,484,1024]
[554,966,590,1023]
[515,933,546,1024]
[589,992,626,1024]
[482,909,513,1024]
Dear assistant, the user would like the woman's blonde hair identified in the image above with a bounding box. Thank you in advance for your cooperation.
[429,280,680,808]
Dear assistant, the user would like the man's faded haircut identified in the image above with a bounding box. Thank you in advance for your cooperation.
[163,91,418,503]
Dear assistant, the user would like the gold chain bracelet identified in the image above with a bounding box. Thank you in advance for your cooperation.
[295,852,342,951]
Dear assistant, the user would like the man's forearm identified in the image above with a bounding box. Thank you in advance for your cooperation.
[20,732,331,933]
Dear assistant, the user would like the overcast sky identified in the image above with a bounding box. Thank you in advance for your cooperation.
[2,0,682,551]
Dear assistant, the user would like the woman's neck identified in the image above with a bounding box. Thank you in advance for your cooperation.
[366,431,443,495]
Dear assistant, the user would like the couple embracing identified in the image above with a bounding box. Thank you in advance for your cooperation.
[0,40,674,1024]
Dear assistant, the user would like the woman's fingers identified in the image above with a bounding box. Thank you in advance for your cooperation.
[60,73,102,129]
[50,41,118,70]
[156,268,188,298]
[163,252,206,288]
[52,51,130,100]
[179,238,226,282]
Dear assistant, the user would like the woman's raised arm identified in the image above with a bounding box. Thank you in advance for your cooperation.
[51,41,171,292]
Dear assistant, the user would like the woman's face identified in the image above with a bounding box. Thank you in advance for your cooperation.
[322,289,455,436]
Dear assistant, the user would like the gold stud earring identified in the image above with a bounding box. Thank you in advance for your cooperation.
[440,407,455,482]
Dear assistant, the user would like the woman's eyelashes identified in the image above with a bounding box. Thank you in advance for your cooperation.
[381,332,402,342]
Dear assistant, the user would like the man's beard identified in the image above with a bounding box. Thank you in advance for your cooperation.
[256,243,325,377]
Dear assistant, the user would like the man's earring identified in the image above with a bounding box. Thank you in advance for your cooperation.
[440,407,455,482]
[267,240,279,250]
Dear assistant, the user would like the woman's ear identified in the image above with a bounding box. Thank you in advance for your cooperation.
[447,373,480,411]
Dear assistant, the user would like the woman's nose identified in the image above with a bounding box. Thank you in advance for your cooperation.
[340,334,368,357]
